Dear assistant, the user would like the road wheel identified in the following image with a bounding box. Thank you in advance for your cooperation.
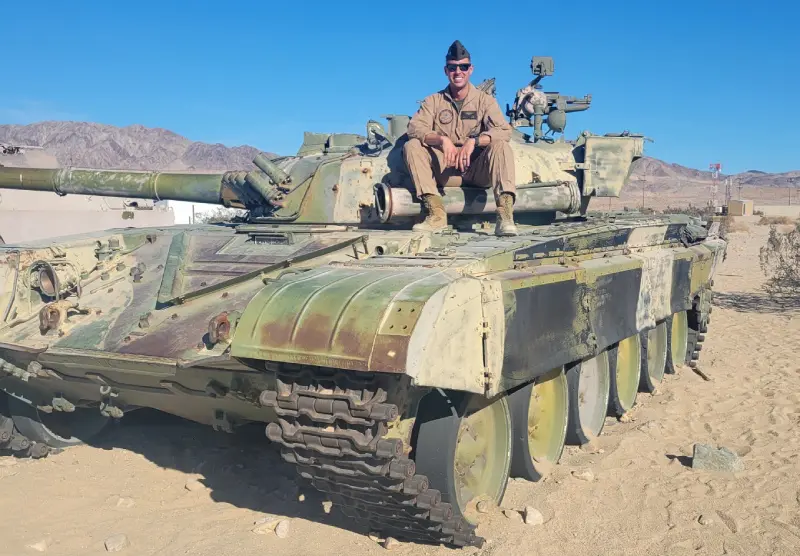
[666,311,689,374]
[608,334,641,416]
[508,367,568,481]
[414,389,512,523]
[565,350,611,445]
[640,321,668,392]
[7,395,110,449]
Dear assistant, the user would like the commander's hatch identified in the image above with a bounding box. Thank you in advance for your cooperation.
[155,225,361,307]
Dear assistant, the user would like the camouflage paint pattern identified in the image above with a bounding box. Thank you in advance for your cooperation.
[0,61,724,550]
[0,211,725,404]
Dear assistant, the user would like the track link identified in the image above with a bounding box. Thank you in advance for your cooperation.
[687,287,712,368]
[0,413,50,459]
[260,367,484,548]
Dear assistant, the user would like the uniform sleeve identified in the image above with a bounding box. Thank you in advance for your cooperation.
[479,95,512,143]
[407,95,437,145]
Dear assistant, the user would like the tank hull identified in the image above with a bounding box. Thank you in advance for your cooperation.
[0,214,726,546]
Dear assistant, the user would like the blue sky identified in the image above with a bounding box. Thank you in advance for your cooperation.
[2,1,796,174]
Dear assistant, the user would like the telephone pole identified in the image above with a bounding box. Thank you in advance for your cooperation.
[709,163,722,209]
[724,177,732,205]
[642,180,645,211]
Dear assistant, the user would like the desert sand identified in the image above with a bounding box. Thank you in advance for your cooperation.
[1,220,799,556]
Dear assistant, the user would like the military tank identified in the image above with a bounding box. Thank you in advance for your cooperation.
[0,56,725,548]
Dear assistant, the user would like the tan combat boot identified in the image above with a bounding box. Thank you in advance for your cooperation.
[413,194,448,232]
[495,192,519,236]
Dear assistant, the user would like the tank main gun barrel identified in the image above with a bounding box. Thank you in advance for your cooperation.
[0,166,230,205]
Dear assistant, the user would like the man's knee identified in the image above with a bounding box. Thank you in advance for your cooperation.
[484,140,515,193]
[484,140,512,161]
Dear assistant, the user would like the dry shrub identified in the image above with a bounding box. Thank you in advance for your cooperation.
[661,204,717,218]
[758,216,793,226]
[727,218,750,233]
[759,221,800,302]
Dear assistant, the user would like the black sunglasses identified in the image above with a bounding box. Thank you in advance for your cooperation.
[446,63,471,72]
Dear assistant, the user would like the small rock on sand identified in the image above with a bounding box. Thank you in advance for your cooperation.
[572,469,595,482]
[274,520,290,539]
[184,478,206,492]
[26,540,48,552]
[253,517,290,538]
[104,534,130,552]
[523,507,544,525]
[691,444,744,472]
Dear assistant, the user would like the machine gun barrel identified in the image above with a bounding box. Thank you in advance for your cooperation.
[0,166,230,205]
[562,100,591,113]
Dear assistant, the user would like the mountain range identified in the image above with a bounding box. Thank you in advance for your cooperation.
[0,121,271,172]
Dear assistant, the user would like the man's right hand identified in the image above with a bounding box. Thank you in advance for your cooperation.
[441,136,458,168]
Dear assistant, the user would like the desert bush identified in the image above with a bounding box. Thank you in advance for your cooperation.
[661,204,717,218]
[758,216,793,226]
[726,218,750,233]
[759,221,800,301]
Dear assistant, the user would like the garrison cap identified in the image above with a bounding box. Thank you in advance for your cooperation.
[446,40,470,61]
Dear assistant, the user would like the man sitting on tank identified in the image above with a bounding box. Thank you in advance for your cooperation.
[404,40,517,236]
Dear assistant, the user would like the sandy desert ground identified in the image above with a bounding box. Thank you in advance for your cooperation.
[1,219,799,556]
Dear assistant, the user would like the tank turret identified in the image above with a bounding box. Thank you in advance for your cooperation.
[0,56,646,232]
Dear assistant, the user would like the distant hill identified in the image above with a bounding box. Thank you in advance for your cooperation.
[1,122,797,206]
[628,156,800,190]
[0,121,273,172]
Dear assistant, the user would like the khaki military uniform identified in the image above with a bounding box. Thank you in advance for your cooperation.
[404,83,515,198]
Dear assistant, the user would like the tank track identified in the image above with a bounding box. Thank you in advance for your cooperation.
[0,412,51,459]
[260,366,485,548]
[687,286,713,368]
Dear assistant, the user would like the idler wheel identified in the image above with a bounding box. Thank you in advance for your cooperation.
[509,367,568,481]
[665,311,689,374]
[413,389,512,522]
[565,350,611,445]
[608,334,641,417]
[639,321,668,393]
[7,395,110,449]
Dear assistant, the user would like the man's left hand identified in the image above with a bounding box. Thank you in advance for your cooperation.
[456,138,476,172]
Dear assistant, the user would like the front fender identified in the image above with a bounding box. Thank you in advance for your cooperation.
[230,266,497,394]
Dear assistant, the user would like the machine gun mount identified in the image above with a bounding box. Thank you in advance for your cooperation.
[507,56,592,143]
